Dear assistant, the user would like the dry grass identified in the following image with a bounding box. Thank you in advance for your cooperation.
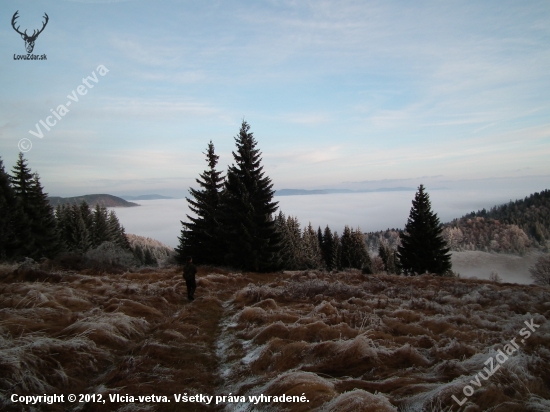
[1,265,549,411]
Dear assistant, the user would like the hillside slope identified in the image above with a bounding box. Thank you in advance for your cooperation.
[462,189,550,243]
[48,194,139,208]
[1,265,549,411]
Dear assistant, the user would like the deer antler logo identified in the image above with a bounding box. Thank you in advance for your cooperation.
[11,11,49,54]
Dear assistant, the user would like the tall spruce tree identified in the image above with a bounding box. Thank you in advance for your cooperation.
[176,141,224,264]
[220,121,280,271]
[397,184,452,275]
[0,157,30,260]
[10,154,58,259]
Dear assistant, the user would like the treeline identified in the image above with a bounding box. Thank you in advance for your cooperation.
[438,190,550,254]
[274,213,372,271]
[365,190,550,255]
[177,121,377,272]
[177,121,378,272]
[0,153,172,267]
[55,202,130,253]
[1,153,60,260]
[127,234,175,267]
[461,190,550,244]
[442,219,531,254]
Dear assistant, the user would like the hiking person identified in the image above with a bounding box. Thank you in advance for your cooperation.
[183,257,197,301]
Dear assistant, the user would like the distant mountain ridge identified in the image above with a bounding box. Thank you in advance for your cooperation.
[274,187,416,196]
[48,194,139,208]
[120,194,174,201]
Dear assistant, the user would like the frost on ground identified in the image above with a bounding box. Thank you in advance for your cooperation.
[1,264,549,411]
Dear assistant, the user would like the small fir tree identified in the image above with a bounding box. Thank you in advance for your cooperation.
[301,222,323,269]
[332,232,342,270]
[321,225,335,270]
[397,184,452,275]
[274,212,302,269]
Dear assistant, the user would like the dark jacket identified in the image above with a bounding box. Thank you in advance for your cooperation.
[183,262,197,281]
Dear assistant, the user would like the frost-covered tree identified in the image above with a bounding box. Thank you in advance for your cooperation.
[397,184,452,275]
[56,201,129,254]
[529,255,550,286]
[379,242,398,274]
[301,222,323,269]
[56,203,91,253]
[176,141,224,265]
[128,234,175,267]
[340,226,371,270]
[274,212,302,269]
[91,204,110,248]
[220,121,280,271]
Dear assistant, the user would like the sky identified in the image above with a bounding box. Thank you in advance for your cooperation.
[1,0,549,199]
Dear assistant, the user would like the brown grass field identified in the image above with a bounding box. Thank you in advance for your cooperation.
[1,263,549,411]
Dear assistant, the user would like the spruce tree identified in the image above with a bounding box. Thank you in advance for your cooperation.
[274,212,302,270]
[321,225,334,270]
[352,227,372,271]
[91,204,110,247]
[332,232,342,270]
[301,222,323,269]
[0,157,30,260]
[28,173,60,258]
[176,141,224,264]
[397,184,452,275]
[67,204,92,253]
[341,226,371,270]
[378,242,398,274]
[340,226,354,268]
[317,226,323,254]
[80,201,94,234]
[108,210,130,249]
[220,121,280,271]
[10,154,58,259]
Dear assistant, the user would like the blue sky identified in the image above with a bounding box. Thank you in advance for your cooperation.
[1,0,549,198]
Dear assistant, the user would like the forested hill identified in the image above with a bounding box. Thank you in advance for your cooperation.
[365,189,550,254]
[460,189,550,242]
[48,194,139,208]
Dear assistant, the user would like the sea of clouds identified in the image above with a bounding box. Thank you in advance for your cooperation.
[112,188,533,248]
[111,187,543,284]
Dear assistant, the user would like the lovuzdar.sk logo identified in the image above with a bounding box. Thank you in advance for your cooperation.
[12,10,49,60]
